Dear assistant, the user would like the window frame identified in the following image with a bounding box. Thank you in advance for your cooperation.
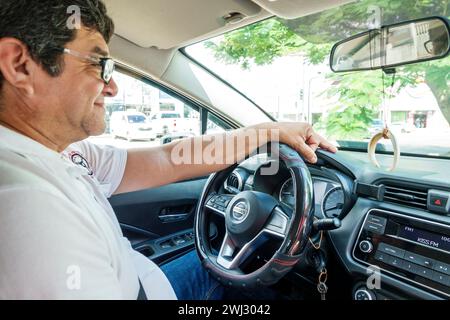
[114,64,235,134]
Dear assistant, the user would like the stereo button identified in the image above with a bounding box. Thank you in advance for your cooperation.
[432,272,450,286]
[387,257,404,268]
[404,252,435,269]
[378,243,405,259]
[367,215,387,226]
[422,258,434,269]
[433,262,450,276]
[413,265,435,280]
[364,222,386,234]
[399,261,416,273]
[359,240,373,253]
[374,251,391,264]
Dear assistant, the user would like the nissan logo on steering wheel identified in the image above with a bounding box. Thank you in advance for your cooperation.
[232,201,249,222]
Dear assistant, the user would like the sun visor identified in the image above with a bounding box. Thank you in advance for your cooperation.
[251,0,356,19]
[104,0,263,49]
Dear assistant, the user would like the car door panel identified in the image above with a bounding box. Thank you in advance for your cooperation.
[109,178,208,244]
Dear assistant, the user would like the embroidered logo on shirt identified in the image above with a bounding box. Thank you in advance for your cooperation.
[69,151,94,176]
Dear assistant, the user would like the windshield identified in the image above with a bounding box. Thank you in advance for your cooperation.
[128,115,147,123]
[185,0,450,158]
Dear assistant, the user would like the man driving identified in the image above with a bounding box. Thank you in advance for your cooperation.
[0,0,336,299]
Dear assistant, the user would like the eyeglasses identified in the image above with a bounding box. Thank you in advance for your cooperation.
[61,48,115,84]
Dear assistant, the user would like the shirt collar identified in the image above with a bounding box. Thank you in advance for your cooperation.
[0,125,64,161]
[0,125,93,178]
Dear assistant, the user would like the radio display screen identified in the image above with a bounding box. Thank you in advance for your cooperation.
[398,225,450,252]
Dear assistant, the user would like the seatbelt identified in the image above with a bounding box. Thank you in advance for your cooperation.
[137,279,148,300]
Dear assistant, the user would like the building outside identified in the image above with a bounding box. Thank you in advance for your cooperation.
[104,72,192,133]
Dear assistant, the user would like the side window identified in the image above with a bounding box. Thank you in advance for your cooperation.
[89,70,201,148]
[206,113,231,134]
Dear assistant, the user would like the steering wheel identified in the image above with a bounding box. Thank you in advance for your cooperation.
[194,143,315,288]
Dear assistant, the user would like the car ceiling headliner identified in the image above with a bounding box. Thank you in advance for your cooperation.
[104,0,354,79]
[104,0,354,50]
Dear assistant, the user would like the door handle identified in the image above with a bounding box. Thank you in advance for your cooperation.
[158,213,189,223]
[158,205,194,223]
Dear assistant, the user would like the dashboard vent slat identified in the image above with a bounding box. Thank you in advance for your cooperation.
[227,174,239,189]
[381,183,428,210]
[225,172,243,194]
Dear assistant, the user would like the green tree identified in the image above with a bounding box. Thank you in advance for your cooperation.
[205,0,450,139]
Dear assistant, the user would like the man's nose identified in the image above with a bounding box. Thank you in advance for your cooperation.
[103,77,118,97]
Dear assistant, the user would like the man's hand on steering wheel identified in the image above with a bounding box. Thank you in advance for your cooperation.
[260,122,338,163]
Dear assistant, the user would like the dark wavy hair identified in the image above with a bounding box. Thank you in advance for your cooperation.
[0,0,114,90]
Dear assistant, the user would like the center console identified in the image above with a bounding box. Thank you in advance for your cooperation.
[353,209,450,298]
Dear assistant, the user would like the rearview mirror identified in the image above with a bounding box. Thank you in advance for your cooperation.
[330,17,450,72]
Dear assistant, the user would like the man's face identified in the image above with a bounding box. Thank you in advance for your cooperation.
[33,27,118,141]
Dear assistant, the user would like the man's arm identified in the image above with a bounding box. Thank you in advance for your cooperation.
[114,122,337,195]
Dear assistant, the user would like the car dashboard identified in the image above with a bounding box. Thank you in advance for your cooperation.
[219,150,450,300]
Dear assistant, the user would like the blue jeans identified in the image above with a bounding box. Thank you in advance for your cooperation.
[160,250,224,300]
[161,250,284,300]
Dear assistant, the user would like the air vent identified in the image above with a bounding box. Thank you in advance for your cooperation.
[225,173,242,193]
[381,183,428,209]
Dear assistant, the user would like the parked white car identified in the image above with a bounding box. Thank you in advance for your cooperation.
[110,111,156,141]
[150,112,199,137]
[390,122,416,134]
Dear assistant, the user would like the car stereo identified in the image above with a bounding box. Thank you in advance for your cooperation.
[353,209,450,297]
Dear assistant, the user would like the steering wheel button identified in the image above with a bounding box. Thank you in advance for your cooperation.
[270,214,285,228]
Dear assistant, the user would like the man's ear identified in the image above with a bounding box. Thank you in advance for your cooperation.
[0,38,38,96]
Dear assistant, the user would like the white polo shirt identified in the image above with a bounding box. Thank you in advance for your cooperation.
[0,125,176,300]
